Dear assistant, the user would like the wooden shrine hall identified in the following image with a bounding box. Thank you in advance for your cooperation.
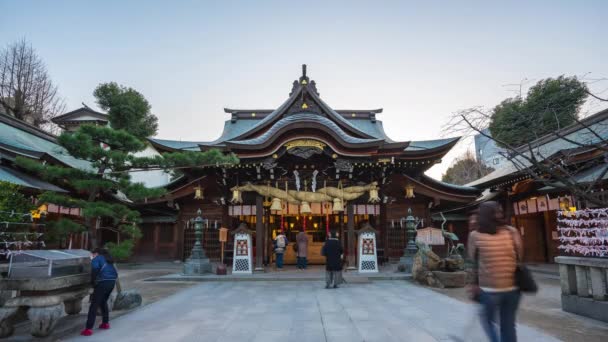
[136,65,480,268]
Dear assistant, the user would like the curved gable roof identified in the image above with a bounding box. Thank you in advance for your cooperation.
[225,113,383,148]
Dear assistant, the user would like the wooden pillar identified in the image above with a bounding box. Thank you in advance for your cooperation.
[154,223,160,257]
[172,223,179,259]
[255,195,264,271]
[264,205,271,265]
[347,203,356,270]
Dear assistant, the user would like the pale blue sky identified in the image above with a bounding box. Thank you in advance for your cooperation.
[1,0,606,178]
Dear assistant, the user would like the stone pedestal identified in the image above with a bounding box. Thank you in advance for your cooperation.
[556,256,608,323]
[27,303,64,337]
[183,257,212,275]
[64,297,84,315]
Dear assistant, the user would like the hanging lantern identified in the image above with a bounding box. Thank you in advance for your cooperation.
[405,184,416,199]
[270,198,283,212]
[368,186,380,203]
[333,198,344,212]
[300,201,312,214]
[231,189,242,204]
[193,186,204,200]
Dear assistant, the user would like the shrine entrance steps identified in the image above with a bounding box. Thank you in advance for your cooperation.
[143,264,410,283]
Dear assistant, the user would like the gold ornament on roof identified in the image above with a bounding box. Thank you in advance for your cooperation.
[284,139,326,151]
[301,103,309,109]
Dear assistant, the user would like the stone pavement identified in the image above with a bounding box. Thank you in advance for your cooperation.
[67,280,559,342]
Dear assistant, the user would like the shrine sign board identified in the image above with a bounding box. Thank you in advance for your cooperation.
[232,224,254,274]
[357,223,379,273]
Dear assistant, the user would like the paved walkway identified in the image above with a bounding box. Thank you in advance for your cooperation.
[68,281,560,342]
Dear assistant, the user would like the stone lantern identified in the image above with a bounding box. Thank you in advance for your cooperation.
[183,208,212,275]
[399,208,419,273]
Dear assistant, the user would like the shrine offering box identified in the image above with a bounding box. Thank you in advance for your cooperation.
[8,249,91,279]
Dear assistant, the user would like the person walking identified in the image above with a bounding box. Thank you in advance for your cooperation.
[81,248,118,336]
[468,201,523,342]
[274,231,288,270]
[296,230,308,270]
[321,231,343,288]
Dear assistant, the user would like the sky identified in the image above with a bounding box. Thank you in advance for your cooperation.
[1,0,607,179]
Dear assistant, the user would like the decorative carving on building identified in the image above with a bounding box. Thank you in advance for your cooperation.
[334,159,353,172]
[287,146,323,159]
[261,157,277,170]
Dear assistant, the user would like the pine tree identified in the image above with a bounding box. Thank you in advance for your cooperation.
[16,83,238,258]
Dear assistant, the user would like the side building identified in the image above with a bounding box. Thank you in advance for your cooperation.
[468,108,608,263]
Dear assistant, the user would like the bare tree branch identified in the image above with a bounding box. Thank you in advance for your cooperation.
[0,38,65,130]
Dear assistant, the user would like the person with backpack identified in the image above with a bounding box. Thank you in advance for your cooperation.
[274,231,288,270]
[81,248,118,337]
[467,201,524,342]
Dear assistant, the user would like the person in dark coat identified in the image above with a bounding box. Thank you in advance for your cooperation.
[321,231,343,288]
[81,248,118,336]
[296,231,308,270]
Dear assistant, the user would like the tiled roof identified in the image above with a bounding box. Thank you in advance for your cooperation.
[0,114,90,170]
[226,113,383,146]
[405,137,460,151]
[0,166,67,192]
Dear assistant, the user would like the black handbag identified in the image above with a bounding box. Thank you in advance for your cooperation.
[510,229,538,293]
[515,264,538,293]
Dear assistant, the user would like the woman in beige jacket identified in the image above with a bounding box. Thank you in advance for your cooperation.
[468,201,523,342]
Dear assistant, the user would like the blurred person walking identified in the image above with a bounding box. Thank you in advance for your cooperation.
[468,201,523,342]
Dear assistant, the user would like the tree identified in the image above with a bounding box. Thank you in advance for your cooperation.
[94,82,158,140]
[0,181,35,223]
[444,77,608,207]
[0,39,65,128]
[489,76,588,148]
[17,84,238,258]
[442,151,494,185]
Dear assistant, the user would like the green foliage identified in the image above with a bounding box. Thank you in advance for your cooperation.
[94,82,158,140]
[0,181,35,222]
[46,218,85,243]
[130,150,239,169]
[442,151,494,185]
[16,83,239,258]
[105,240,135,262]
[489,75,588,148]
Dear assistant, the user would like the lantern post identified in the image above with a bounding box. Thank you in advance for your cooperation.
[183,208,212,275]
[399,208,419,273]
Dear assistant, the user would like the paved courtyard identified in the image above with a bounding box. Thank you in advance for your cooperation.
[67,280,559,342]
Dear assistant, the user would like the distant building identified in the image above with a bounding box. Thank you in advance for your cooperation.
[474,128,507,168]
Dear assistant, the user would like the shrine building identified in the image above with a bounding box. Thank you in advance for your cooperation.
[136,65,480,268]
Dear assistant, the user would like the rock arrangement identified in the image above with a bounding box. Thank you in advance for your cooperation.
[411,242,467,288]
